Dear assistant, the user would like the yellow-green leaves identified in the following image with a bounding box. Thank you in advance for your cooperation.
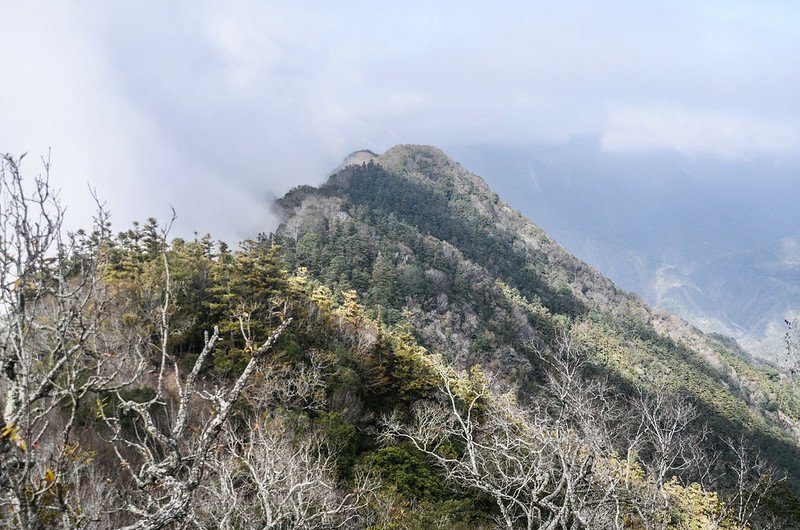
[1,423,27,452]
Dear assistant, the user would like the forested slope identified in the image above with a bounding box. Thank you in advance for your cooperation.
[4,149,800,528]
[272,145,800,525]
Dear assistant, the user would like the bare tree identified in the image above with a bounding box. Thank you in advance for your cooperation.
[245,349,331,412]
[382,358,597,530]
[0,152,143,528]
[543,333,710,528]
[190,416,373,529]
[186,345,376,529]
[0,154,292,529]
[622,386,707,529]
[381,328,727,530]
[786,317,800,377]
[717,435,785,530]
[538,330,645,529]
[635,386,702,477]
[98,252,291,529]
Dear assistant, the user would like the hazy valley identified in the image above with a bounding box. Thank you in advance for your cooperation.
[452,142,800,360]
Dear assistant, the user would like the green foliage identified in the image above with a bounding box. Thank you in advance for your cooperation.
[367,497,492,530]
[88,144,800,526]
[662,479,732,530]
[312,412,358,475]
[762,480,800,525]
[369,251,397,309]
[362,318,436,405]
[271,151,800,522]
[334,163,585,317]
[98,225,473,510]
[361,445,446,501]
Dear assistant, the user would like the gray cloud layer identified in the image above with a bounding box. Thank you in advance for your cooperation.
[1,1,798,238]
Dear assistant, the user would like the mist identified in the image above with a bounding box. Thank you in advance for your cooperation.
[1,1,798,240]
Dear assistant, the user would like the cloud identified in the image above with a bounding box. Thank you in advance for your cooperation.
[0,5,156,230]
[0,3,281,240]
[601,107,800,159]
[1,1,799,237]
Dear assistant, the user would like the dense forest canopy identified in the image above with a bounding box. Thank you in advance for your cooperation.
[2,148,800,528]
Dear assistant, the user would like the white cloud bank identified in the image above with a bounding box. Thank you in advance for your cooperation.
[602,107,800,159]
[1,1,799,237]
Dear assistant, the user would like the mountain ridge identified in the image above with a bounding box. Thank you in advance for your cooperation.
[274,145,800,462]
[448,142,800,361]
[267,143,800,524]
[283,145,732,358]
[9,143,799,528]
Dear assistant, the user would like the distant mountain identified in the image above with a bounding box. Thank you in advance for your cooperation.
[669,235,800,351]
[274,145,800,505]
[448,141,800,359]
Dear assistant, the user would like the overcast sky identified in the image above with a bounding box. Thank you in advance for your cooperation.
[1,1,798,239]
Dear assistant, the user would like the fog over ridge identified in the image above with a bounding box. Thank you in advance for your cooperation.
[1,1,798,238]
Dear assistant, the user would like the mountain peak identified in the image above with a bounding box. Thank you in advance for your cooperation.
[378,144,458,173]
[381,144,449,160]
[329,149,379,175]
[274,146,800,497]
[325,145,481,197]
[333,145,457,175]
